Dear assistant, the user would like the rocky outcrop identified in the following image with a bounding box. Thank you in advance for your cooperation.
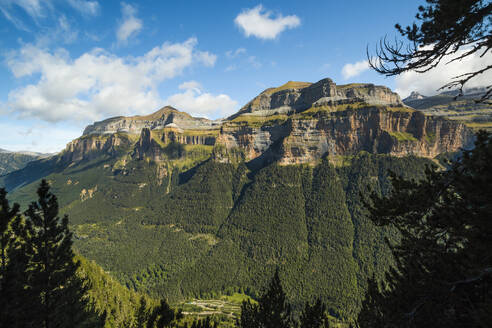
[60,133,133,163]
[133,128,166,161]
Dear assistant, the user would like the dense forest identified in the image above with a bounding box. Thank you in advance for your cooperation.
[1,148,433,322]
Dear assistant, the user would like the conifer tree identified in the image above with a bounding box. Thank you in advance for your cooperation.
[146,299,176,328]
[0,188,30,328]
[135,296,150,328]
[357,131,492,327]
[23,179,97,328]
[300,299,329,328]
[0,188,19,277]
[240,269,292,328]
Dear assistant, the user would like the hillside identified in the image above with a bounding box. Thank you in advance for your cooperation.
[0,78,475,321]
[0,149,49,175]
[403,88,492,131]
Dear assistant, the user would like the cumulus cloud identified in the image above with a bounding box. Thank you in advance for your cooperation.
[234,5,300,40]
[395,48,492,98]
[5,38,217,123]
[341,60,370,80]
[67,0,100,16]
[167,81,238,119]
[116,2,142,44]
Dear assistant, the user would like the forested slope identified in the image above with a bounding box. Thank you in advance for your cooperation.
[3,151,433,320]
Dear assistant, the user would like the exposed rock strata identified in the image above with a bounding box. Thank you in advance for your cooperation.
[63,78,474,166]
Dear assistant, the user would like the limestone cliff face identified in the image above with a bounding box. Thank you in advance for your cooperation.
[62,78,473,166]
[83,106,220,135]
[233,79,404,118]
[133,128,165,161]
[60,133,132,163]
[216,108,472,165]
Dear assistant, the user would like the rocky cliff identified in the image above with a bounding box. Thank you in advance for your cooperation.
[62,78,474,166]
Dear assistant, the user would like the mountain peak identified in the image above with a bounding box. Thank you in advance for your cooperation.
[404,91,426,102]
[82,106,217,136]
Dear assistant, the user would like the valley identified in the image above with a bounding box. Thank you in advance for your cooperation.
[0,78,478,322]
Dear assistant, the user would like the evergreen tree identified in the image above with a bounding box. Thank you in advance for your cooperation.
[240,269,292,328]
[135,296,150,328]
[23,179,98,328]
[0,188,19,277]
[357,131,492,327]
[239,300,259,328]
[369,0,492,102]
[146,299,176,328]
[300,299,329,328]
[0,188,30,328]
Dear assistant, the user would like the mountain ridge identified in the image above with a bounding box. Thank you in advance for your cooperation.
[63,78,473,169]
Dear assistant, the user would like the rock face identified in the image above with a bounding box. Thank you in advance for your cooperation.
[83,106,221,135]
[404,91,426,102]
[63,78,474,166]
[218,108,472,165]
[233,79,404,118]
[60,133,133,163]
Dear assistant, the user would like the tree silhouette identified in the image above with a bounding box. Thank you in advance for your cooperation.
[240,268,292,328]
[368,0,492,102]
[24,179,98,328]
[300,298,330,328]
[357,131,492,327]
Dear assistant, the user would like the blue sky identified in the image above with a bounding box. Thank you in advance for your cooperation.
[1,0,488,153]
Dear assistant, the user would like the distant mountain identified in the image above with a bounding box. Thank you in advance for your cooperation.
[403,88,492,131]
[403,91,426,102]
[0,149,51,176]
[0,78,475,321]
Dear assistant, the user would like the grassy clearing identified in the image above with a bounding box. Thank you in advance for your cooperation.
[229,114,289,127]
[182,129,220,137]
[389,131,418,142]
[465,121,492,130]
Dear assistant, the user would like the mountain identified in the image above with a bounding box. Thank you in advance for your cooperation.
[0,149,51,176]
[0,78,475,321]
[403,91,425,102]
[403,87,492,131]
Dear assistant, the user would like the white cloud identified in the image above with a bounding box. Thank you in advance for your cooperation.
[248,56,262,69]
[195,51,217,67]
[167,81,238,119]
[395,48,492,98]
[226,48,246,58]
[0,0,46,30]
[178,81,202,91]
[116,2,142,44]
[67,0,100,16]
[5,38,217,123]
[341,60,370,80]
[234,5,300,40]
[57,15,78,43]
